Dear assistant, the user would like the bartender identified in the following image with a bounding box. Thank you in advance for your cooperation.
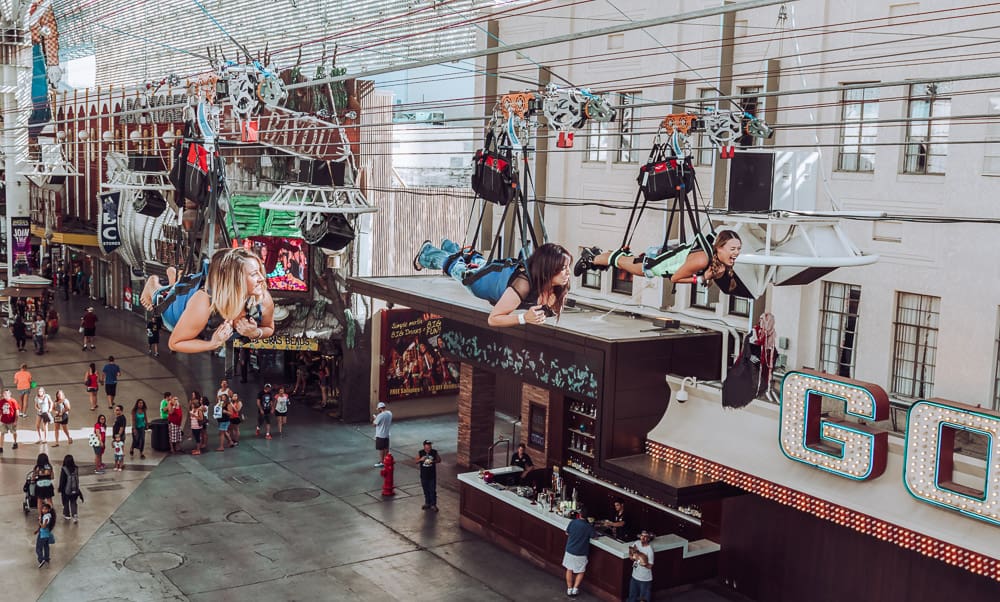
[600,498,627,539]
[511,443,534,479]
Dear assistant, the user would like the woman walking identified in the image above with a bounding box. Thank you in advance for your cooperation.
[11,315,28,352]
[84,363,99,411]
[34,387,53,445]
[130,399,148,459]
[91,414,107,473]
[215,395,234,451]
[32,452,55,513]
[189,397,205,455]
[167,396,184,454]
[51,390,72,446]
[57,455,83,522]
[228,392,243,446]
[275,386,290,436]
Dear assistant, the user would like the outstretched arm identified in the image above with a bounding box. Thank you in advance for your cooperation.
[669,250,711,284]
[488,287,546,328]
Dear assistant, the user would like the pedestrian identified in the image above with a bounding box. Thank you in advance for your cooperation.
[373,401,392,468]
[32,313,46,354]
[91,414,107,473]
[80,306,98,350]
[14,363,32,408]
[189,397,204,455]
[159,391,171,419]
[112,434,125,471]
[46,307,59,336]
[216,379,233,401]
[256,383,274,439]
[57,454,83,523]
[167,395,184,454]
[228,392,243,446]
[111,404,126,447]
[274,386,290,436]
[130,399,148,459]
[0,388,20,452]
[101,356,122,409]
[84,363,99,411]
[214,395,235,451]
[51,390,72,446]
[417,439,441,511]
[146,313,163,357]
[626,531,655,602]
[563,506,595,597]
[34,386,53,445]
[35,501,55,568]
[11,315,28,352]
[318,362,331,407]
[32,452,55,513]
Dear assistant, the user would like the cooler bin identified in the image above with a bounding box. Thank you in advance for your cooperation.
[150,419,169,452]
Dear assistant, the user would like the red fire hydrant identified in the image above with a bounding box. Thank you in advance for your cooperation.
[380,453,396,497]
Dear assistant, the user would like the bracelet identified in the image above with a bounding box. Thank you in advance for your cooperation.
[518,313,526,325]
[255,328,263,339]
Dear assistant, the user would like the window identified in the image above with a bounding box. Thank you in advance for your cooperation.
[891,292,940,399]
[581,265,602,290]
[729,295,752,317]
[838,86,879,172]
[690,280,719,310]
[696,89,717,166]
[903,82,951,174]
[585,91,640,164]
[737,85,762,148]
[985,97,1000,175]
[818,282,862,377]
[611,266,633,295]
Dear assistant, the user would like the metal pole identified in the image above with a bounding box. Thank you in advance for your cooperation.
[3,8,32,286]
[289,0,793,91]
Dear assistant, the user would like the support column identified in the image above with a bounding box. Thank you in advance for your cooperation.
[712,10,736,210]
[520,383,563,470]
[457,363,496,468]
[479,20,499,253]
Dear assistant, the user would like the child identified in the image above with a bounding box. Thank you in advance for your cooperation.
[190,398,204,455]
[35,501,54,568]
[139,247,276,354]
[112,434,125,471]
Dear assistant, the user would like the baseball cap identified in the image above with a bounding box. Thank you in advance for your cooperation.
[377,402,386,409]
[264,383,272,388]
[86,307,94,312]
[423,440,433,445]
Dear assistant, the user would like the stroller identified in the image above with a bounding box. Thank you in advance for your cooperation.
[22,470,37,513]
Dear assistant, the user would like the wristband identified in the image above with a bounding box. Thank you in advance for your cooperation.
[518,313,526,325]
[255,328,263,339]
[691,275,699,285]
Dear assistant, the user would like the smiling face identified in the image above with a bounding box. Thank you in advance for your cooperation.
[713,232,742,267]
[242,258,266,297]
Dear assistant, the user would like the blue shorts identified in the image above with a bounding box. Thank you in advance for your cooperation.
[217,421,230,431]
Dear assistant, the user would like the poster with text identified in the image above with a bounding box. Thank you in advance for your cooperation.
[379,308,460,402]
[11,217,33,274]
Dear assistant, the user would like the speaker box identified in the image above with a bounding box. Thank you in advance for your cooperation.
[728,152,774,212]
[135,190,167,217]
[302,213,355,251]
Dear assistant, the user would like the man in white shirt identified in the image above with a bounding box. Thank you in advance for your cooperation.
[627,530,655,602]
[373,402,392,468]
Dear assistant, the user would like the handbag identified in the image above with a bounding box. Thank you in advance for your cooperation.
[78,327,84,334]
[636,145,695,202]
[471,130,518,206]
[48,533,56,544]
[88,432,101,448]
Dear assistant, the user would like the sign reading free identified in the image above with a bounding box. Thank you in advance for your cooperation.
[779,370,1000,526]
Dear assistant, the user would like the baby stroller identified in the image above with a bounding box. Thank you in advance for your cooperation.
[22,470,37,513]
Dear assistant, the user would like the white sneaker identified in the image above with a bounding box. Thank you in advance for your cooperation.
[566,589,573,596]
[374,462,384,468]
[570,588,579,596]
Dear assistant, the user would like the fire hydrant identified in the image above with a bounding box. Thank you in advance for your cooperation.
[380,453,396,497]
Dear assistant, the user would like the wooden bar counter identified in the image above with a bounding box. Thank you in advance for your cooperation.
[459,472,719,601]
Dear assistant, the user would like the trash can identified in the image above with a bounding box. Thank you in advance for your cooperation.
[150,419,170,452]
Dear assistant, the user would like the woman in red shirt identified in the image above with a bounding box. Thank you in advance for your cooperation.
[167,396,184,454]
[83,363,99,411]
[92,415,107,473]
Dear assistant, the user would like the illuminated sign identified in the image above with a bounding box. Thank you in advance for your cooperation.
[779,370,1000,526]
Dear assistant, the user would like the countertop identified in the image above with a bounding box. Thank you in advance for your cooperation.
[458,472,718,559]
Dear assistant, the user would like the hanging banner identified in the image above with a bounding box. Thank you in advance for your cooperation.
[11,217,33,275]
[379,309,460,402]
[233,335,319,351]
[98,192,121,254]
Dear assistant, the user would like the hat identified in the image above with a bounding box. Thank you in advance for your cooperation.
[86,307,94,312]
[264,383,272,388]
[423,439,433,445]
[376,402,386,409]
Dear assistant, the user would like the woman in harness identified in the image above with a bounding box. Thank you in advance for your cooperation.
[575,230,742,292]
[414,240,572,327]
[139,247,275,354]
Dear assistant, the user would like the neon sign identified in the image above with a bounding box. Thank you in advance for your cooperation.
[779,370,1000,526]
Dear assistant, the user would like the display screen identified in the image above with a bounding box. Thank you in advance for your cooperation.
[240,236,310,293]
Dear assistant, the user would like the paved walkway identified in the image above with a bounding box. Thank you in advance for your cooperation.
[3,294,743,601]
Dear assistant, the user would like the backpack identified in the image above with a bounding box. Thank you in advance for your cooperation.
[213,403,224,420]
[0,400,15,423]
[64,467,80,497]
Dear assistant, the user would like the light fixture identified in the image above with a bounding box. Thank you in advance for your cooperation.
[676,376,698,403]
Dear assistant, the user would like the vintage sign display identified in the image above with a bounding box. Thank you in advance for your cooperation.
[98,192,122,254]
[379,309,459,402]
[779,370,1000,526]
[233,335,318,351]
[10,217,33,274]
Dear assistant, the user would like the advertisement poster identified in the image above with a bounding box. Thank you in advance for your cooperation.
[379,309,460,402]
[99,192,122,254]
[240,236,309,293]
[11,216,33,274]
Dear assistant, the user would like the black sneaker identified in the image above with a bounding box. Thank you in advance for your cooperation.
[413,240,431,271]
[12,443,17,449]
[573,247,602,277]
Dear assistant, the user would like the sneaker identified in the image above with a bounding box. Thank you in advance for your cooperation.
[569,587,578,596]
[11,443,16,449]
[140,454,146,459]
[421,504,429,510]
[62,514,70,520]
[82,346,87,351]
[38,560,46,568]
[573,246,601,277]
[413,239,432,271]
[567,589,573,596]
[374,462,384,468]
[265,434,272,440]
[73,516,78,523]
[90,345,95,349]
[255,427,260,437]
[431,505,438,512]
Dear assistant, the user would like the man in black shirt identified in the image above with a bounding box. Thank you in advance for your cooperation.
[112,405,127,440]
[511,443,535,484]
[256,384,274,439]
[417,439,441,511]
[146,314,163,357]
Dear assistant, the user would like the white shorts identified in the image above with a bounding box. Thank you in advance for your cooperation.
[562,552,588,574]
